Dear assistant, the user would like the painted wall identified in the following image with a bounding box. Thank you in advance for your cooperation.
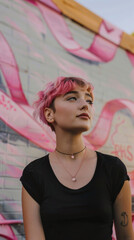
[0,0,134,239]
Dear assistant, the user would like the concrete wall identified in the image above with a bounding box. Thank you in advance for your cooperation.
[0,0,134,239]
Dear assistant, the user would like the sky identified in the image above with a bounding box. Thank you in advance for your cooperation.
[76,0,134,34]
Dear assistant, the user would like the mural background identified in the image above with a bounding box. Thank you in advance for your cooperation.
[0,0,134,239]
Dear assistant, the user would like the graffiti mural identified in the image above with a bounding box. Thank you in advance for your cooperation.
[0,0,134,238]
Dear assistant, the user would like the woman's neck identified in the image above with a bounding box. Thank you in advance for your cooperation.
[55,130,85,154]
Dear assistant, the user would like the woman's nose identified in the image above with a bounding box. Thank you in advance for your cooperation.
[79,99,89,110]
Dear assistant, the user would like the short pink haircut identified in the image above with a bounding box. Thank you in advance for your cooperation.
[33,76,94,130]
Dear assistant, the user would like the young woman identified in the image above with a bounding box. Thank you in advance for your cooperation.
[20,76,134,240]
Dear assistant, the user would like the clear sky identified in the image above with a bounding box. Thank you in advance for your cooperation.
[76,0,134,34]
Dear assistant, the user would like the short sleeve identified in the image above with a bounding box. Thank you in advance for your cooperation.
[112,157,130,203]
[20,163,42,204]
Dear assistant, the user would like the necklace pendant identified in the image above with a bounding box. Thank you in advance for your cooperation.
[71,154,75,159]
[72,177,77,182]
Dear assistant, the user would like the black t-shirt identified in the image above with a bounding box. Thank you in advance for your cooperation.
[20,151,130,240]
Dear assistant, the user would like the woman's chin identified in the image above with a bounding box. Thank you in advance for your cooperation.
[69,125,90,134]
[58,123,91,134]
[78,123,91,132]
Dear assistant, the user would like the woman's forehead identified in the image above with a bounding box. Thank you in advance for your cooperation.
[73,84,90,91]
[67,84,91,94]
[59,86,92,99]
[54,83,93,103]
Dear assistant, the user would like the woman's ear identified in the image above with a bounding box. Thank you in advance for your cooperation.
[44,108,54,123]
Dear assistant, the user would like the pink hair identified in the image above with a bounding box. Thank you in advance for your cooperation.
[33,76,94,128]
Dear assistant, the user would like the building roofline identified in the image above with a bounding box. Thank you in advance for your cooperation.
[52,0,134,54]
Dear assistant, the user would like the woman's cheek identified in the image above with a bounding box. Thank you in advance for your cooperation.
[91,105,95,119]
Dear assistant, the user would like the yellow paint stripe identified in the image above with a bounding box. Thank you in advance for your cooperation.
[53,0,134,54]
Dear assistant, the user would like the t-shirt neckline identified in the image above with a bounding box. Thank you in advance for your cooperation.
[47,151,99,192]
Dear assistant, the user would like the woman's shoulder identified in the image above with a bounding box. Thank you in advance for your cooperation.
[87,149,121,168]
[97,151,122,165]
[20,154,49,204]
[96,151,129,176]
[23,154,49,172]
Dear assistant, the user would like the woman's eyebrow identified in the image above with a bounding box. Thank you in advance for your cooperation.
[63,91,78,97]
[63,91,92,98]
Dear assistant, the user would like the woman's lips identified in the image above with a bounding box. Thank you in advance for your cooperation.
[77,113,90,119]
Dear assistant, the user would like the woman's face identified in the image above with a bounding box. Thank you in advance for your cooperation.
[52,85,94,134]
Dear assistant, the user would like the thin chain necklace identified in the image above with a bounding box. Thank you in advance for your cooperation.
[56,146,86,159]
[55,147,86,182]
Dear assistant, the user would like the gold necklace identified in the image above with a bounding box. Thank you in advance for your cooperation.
[55,147,86,182]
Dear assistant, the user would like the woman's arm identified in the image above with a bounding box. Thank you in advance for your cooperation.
[113,181,134,240]
[22,186,46,240]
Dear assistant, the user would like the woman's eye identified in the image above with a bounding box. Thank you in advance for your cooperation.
[67,97,93,104]
[67,97,77,101]
[87,100,93,105]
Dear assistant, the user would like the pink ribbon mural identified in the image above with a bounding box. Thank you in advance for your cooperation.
[0,0,134,239]
[38,3,121,62]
